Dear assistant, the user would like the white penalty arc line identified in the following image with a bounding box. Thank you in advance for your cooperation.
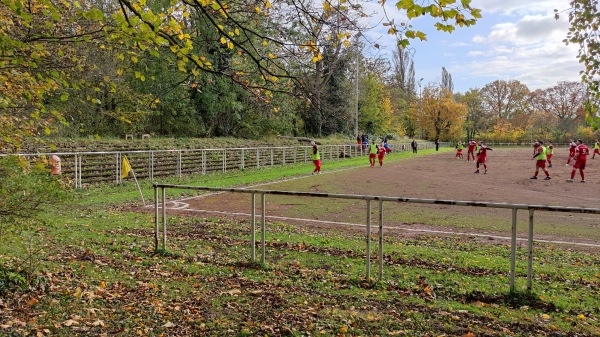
[157,206,600,249]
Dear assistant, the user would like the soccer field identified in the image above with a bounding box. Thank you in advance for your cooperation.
[162,147,600,250]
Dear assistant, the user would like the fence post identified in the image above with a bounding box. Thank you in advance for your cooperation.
[527,209,534,291]
[283,148,286,165]
[223,149,226,173]
[162,187,167,250]
[178,151,182,177]
[270,148,274,167]
[150,151,154,180]
[510,208,518,293]
[366,199,372,280]
[251,193,256,261]
[116,153,120,184]
[378,200,384,281]
[202,150,206,175]
[154,185,159,251]
[241,149,245,170]
[256,149,260,168]
[261,193,266,264]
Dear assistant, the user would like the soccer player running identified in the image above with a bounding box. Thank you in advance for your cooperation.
[547,141,554,167]
[566,139,577,165]
[467,139,477,162]
[474,141,493,174]
[567,139,589,182]
[530,140,551,180]
[455,142,464,159]
[369,141,378,167]
[592,139,600,159]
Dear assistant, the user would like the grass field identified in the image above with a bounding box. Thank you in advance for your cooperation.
[1,147,599,336]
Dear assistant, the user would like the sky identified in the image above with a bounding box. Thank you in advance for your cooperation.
[359,0,583,93]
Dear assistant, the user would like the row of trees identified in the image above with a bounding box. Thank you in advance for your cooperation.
[1,0,599,153]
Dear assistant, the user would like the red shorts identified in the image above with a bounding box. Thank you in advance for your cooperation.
[378,153,385,160]
[369,154,376,159]
[574,159,586,170]
[594,149,600,154]
[535,160,547,169]
[477,156,486,164]
[457,149,463,153]
[570,151,576,157]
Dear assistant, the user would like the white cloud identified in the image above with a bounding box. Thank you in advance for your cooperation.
[472,0,568,16]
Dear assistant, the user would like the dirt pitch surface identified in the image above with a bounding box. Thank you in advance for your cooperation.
[149,148,600,253]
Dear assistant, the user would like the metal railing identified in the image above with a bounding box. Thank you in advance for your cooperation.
[153,184,600,293]
[4,142,438,188]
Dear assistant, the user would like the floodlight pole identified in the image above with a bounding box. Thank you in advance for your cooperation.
[354,33,361,138]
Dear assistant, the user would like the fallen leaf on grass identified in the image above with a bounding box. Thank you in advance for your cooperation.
[162,322,175,328]
[62,319,79,327]
[92,320,105,327]
[220,289,242,296]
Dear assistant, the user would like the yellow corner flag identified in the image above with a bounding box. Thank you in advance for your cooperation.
[122,156,132,179]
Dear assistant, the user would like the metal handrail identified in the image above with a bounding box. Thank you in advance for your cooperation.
[153,184,600,293]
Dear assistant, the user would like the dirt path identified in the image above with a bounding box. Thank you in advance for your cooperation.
[143,148,600,253]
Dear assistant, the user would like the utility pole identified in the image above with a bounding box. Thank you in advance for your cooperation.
[354,33,361,138]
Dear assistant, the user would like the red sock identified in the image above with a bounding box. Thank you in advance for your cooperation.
[580,171,585,180]
[571,170,576,179]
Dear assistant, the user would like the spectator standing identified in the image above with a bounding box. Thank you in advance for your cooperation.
[411,139,418,154]
[50,154,62,175]
[435,139,440,151]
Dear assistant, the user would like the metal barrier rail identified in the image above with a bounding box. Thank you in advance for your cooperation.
[3,142,438,188]
[153,184,600,293]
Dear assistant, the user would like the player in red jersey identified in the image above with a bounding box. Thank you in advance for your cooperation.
[566,139,577,165]
[530,140,551,180]
[467,139,477,162]
[377,142,386,167]
[567,139,589,182]
[474,141,493,174]
[532,140,540,155]
[546,141,554,167]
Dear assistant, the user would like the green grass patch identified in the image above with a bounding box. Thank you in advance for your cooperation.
[0,149,598,336]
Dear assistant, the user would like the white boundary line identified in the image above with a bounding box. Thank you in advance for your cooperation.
[159,206,600,249]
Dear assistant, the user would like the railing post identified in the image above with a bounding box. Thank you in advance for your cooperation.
[251,193,256,262]
[261,193,266,264]
[116,153,120,184]
[162,187,167,250]
[150,151,154,180]
[202,150,206,175]
[178,151,182,177]
[527,209,534,291]
[270,148,274,166]
[283,148,286,165]
[378,200,384,281]
[241,149,245,170]
[154,185,159,251]
[366,199,372,280]
[256,149,260,168]
[510,208,518,293]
